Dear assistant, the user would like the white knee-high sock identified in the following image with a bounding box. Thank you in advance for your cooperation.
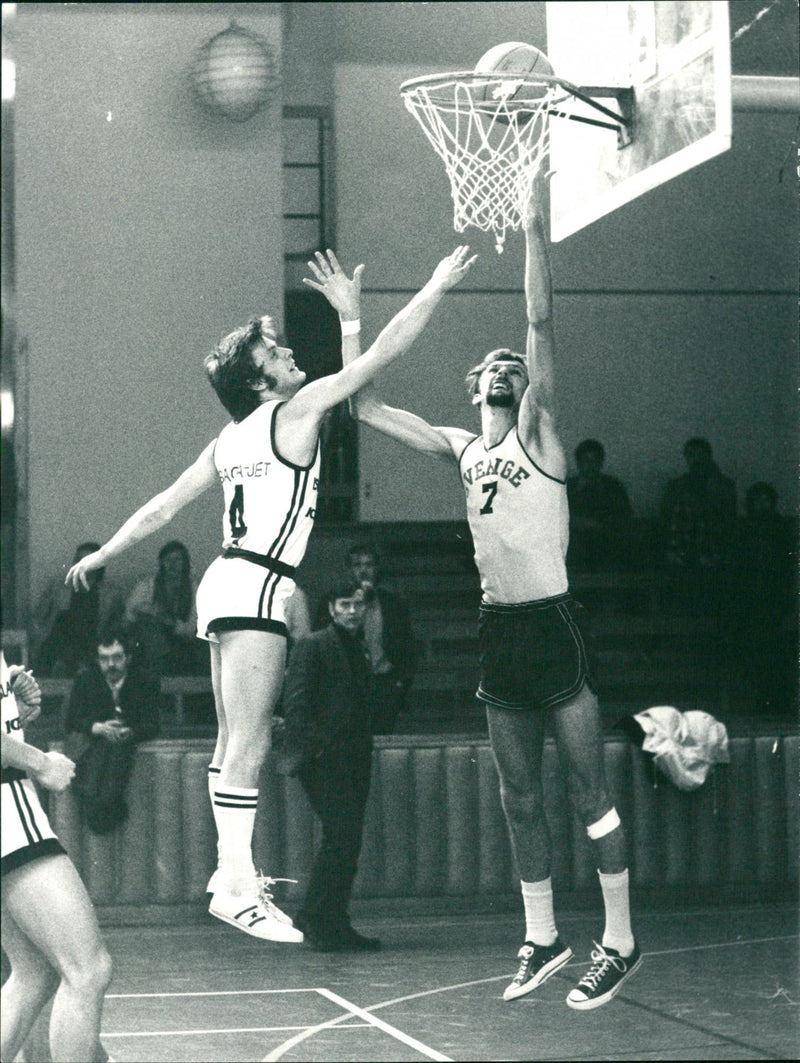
[521,878,558,946]
[598,868,634,956]
[212,786,258,891]
[208,766,221,866]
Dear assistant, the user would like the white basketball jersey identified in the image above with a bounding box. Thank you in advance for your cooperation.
[459,429,569,604]
[1,652,24,745]
[214,400,320,566]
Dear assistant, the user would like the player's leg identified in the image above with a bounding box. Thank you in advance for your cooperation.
[552,684,641,1009]
[208,629,302,942]
[1,899,60,1062]
[206,639,224,895]
[486,705,573,1000]
[2,854,112,1062]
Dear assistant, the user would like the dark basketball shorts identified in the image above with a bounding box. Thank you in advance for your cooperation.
[476,592,597,710]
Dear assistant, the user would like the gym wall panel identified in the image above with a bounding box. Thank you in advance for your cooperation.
[47,735,797,916]
[15,5,284,611]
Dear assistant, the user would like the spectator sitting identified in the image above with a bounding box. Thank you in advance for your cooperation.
[659,437,737,572]
[346,541,417,734]
[32,541,125,676]
[566,439,633,572]
[125,540,206,675]
[728,481,797,714]
[64,623,160,834]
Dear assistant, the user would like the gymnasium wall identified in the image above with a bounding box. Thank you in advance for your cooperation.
[10,4,798,616]
[335,62,798,521]
[14,4,283,609]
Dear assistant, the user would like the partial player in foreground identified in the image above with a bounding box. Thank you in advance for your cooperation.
[66,246,475,944]
[339,185,641,1009]
[1,651,113,1062]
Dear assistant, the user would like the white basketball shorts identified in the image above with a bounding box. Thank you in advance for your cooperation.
[2,772,66,876]
[196,553,296,643]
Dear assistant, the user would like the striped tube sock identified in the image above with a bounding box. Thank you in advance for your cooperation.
[521,877,558,946]
[212,786,259,892]
[208,766,221,868]
[598,868,635,956]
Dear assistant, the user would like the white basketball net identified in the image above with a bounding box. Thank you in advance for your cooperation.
[402,75,559,252]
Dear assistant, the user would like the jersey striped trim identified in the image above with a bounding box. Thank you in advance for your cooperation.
[2,838,66,877]
[266,465,313,578]
[270,402,320,472]
[7,777,45,846]
[515,430,566,485]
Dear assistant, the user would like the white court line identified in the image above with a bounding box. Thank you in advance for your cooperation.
[103,1025,325,1038]
[102,934,796,1058]
[261,987,453,1063]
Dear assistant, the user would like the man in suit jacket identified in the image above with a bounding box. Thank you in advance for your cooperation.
[64,623,160,832]
[279,575,380,951]
[347,541,417,733]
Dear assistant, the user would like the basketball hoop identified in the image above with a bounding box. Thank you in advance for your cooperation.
[401,71,567,252]
[402,70,635,251]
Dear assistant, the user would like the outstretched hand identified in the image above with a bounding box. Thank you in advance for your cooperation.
[303,250,364,321]
[430,245,478,292]
[65,549,104,592]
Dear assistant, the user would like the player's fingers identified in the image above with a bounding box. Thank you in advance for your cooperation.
[326,250,342,273]
[314,250,332,274]
[353,264,365,285]
[306,260,327,281]
[301,278,324,293]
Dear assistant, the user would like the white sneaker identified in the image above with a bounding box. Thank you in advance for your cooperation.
[209,884,303,943]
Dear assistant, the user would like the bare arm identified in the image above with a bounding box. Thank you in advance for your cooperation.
[357,395,471,463]
[1,731,76,792]
[66,440,219,591]
[517,194,566,478]
[285,247,477,425]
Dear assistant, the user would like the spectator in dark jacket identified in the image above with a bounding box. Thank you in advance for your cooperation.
[346,541,417,733]
[279,575,380,952]
[566,439,633,571]
[64,624,160,833]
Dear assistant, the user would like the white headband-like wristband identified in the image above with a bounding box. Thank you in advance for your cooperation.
[586,807,621,840]
[340,318,361,337]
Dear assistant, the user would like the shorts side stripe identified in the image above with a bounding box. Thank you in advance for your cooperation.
[10,779,42,845]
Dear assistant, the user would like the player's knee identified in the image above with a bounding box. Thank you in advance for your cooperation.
[569,783,613,825]
[500,780,545,822]
[62,946,112,999]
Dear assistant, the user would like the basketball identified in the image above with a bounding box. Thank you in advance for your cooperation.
[473,42,555,108]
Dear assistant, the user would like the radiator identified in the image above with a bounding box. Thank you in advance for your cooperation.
[47,735,798,910]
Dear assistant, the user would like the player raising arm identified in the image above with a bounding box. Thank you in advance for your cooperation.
[66,246,475,944]
[338,189,641,1011]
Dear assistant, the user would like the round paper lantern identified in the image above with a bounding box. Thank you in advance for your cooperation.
[190,21,279,122]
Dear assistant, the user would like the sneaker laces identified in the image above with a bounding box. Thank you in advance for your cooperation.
[577,943,626,992]
[512,943,535,981]
[256,872,297,924]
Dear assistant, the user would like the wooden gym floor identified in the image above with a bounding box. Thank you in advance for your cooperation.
[82,901,798,1062]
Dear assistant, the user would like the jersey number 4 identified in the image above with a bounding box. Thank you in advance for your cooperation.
[480,481,498,515]
[229,484,248,539]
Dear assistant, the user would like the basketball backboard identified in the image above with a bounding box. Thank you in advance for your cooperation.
[545,0,732,241]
